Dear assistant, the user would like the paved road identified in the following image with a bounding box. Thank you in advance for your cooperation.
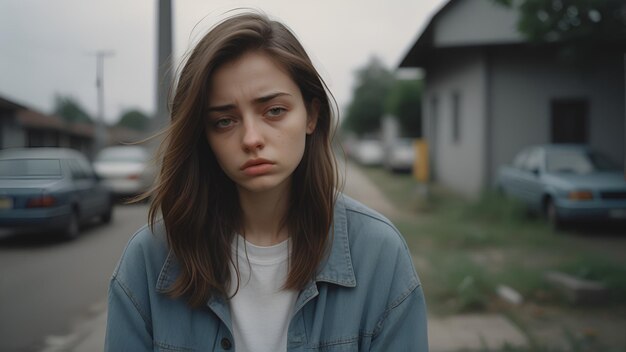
[0,203,149,352]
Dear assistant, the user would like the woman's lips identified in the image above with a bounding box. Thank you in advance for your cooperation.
[242,163,274,176]
[240,159,275,176]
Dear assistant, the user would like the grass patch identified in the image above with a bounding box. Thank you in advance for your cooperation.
[460,190,534,226]
[422,251,495,314]
[492,264,555,303]
[355,165,421,211]
[355,163,626,315]
[358,164,558,247]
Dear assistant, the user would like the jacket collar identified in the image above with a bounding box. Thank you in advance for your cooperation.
[313,194,356,287]
[155,194,356,293]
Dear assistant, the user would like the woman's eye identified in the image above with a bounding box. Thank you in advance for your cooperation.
[214,118,234,129]
[266,107,286,118]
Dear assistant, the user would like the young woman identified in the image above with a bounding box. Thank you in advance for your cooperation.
[105,12,428,352]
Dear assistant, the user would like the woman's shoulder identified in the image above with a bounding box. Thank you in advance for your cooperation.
[337,194,405,247]
[112,221,170,284]
[334,194,421,308]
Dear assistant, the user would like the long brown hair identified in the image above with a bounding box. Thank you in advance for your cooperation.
[147,12,339,308]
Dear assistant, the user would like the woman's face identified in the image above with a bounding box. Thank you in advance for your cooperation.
[205,51,317,195]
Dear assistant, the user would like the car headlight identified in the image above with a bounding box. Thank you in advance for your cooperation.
[567,190,594,201]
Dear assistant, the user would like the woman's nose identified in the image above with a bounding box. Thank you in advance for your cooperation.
[241,118,264,152]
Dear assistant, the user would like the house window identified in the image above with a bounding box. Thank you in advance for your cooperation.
[451,92,461,144]
[550,99,588,144]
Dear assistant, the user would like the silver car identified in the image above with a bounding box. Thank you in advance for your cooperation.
[497,144,626,229]
[93,146,155,199]
[353,139,384,166]
[384,138,415,173]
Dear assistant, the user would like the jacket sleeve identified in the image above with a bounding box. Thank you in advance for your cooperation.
[369,284,429,351]
[104,276,153,351]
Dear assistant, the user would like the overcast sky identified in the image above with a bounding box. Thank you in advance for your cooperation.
[0,0,446,124]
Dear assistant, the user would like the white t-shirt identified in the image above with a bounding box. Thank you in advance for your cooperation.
[228,236,298,352]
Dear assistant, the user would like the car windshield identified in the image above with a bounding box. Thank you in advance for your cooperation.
[546,149,620,174]
[0,159,62,177]
[96,148,147,163]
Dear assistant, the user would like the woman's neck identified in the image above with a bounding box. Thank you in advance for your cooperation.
[237,184,291,247]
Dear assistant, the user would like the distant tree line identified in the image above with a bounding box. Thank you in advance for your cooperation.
[53,95,151,131]
[342,57,423,138]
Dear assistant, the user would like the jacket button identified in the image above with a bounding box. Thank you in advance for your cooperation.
[220,337,232,350]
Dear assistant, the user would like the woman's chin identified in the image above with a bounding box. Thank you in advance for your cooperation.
[235,175,292,195]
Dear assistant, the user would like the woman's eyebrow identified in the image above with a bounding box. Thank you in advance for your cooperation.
[207,104,235,113]
[253,92,291,104]
[207,92,292,112]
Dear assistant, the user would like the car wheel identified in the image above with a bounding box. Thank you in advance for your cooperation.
[546,199,563,231]
[64,210,80,240]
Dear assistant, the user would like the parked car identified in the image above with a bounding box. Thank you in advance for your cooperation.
[384,138,415,173]
[496,144,626,229]
[353,139,384,166]
[0,147,113,239]
[93,146,155,199]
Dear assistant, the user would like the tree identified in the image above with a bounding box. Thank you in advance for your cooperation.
[53,95,92,124]
[385,79,422,137]
[494,0,626,43]
[116,109,151,131]
[342,57,395,136]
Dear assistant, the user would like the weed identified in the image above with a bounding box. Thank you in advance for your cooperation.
[557,256,626,303]
[423,252,494,313]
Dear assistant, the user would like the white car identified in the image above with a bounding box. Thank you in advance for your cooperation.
[94,146,155,199]
[354,139,384,166]
[385,139,415,173]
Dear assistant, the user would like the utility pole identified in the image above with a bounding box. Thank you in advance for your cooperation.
[91,50,115,155]
[154,0,173,134]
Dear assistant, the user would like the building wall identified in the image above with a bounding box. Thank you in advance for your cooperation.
[424,49,487,198]
[585,54,624,162]
[489,48,624,185]
[434,0,523,47]
[0,115,26,148]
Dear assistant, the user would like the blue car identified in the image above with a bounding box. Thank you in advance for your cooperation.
[497,144,626,229]
[0,148,113,239]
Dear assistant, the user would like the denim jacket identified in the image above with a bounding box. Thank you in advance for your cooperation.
[105,195,428,351]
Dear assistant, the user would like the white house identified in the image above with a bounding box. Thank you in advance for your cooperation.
[399,0,625,197]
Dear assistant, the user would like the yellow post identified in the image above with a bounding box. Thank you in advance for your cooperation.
[413,139,429,182]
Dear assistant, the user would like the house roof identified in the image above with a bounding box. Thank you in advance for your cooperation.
[399,0,454,68]
[399,0,525,68]
[67,122,95,138]
[16,109,65,130]
[0,95,27,112]
[400,0,626,69]
[15,109,94,137]
[107,125,146,145]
